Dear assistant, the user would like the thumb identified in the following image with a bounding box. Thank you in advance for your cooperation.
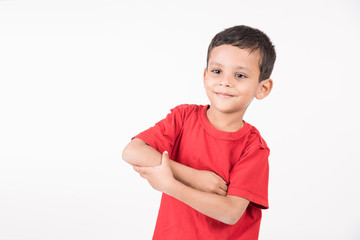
[161,151,169,166]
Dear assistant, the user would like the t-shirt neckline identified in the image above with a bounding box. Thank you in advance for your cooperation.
[198,105,250,140]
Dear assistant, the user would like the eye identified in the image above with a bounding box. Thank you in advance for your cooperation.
[235,73,246,79]
[211,69,221,74]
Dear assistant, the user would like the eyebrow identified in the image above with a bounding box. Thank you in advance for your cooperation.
[208,62,252,72]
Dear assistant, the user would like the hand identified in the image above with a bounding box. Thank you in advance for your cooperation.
[192,170,228,196]
[133,151,177,193]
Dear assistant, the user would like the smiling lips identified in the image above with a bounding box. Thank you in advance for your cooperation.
[215,92,234,98]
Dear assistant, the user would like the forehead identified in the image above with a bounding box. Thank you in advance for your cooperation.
[208,45,260,73]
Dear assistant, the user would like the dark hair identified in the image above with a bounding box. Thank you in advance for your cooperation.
[207,25,276,82]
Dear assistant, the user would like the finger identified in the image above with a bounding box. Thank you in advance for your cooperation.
[216,188,227,196]
[133,167,148,179]
[218,182,228,192]
[213,174,228,192]
[161,151,169,166]
[133,166,148,176]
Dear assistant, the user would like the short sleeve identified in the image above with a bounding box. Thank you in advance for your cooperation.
[227,137,270,209]
[133,105,192,156]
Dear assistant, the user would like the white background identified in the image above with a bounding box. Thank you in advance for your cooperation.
[1,0,359,239]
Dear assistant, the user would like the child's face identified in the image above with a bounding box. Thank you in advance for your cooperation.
[204,44,271,116]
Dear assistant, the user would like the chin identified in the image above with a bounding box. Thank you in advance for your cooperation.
[210,103,239,114]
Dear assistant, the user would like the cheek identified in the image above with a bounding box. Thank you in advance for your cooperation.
[204,84,211,94]
[204,81,214,96]
[204,77,217,87]
[234,83,247,93]
[203,79,211,89]
[235,85,256,99]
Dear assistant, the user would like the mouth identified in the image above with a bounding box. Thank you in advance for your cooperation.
[215,92,234,98]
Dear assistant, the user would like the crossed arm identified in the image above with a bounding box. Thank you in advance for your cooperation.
[122,138,249,225]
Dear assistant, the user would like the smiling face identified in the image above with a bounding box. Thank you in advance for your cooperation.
[204,44,272,118]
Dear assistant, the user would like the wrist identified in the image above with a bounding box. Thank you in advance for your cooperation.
[169,160,198,187]
[188,169,200,189]
[165,178,183,197]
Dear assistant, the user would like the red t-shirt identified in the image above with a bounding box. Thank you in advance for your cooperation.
[134,104,269,240]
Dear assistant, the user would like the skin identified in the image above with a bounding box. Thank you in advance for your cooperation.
[204,44,273,132]
[123,44,273,225]
[122,138,228,196]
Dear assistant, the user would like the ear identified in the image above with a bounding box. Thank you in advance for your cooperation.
[255,78,273,100]
[203,68,208,84]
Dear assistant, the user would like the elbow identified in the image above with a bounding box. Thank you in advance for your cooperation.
[122,142,135,165]
[219,196,249,225]
[224,214,242,225]
[121,145,129,163]
[122,138,147,165]
[221,204,247,225]
[220,213,241,225]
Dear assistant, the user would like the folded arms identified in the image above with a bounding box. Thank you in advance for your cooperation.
[122,138,249,225]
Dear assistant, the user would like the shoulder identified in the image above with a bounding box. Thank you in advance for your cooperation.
[237,124,270,167]
[171,104,202,112]
[170,104,203,119]
[244,123,269,151]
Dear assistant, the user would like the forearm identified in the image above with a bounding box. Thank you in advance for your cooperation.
[132,152,244,224]
[122,138,162,167]
[122,138,198,185]
[166,180,249,225]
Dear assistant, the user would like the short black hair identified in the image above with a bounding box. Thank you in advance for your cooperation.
[207,25,276,82]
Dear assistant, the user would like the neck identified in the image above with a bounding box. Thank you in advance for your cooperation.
[206,106,245,132]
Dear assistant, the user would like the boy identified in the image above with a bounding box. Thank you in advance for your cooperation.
[122,25,276,239]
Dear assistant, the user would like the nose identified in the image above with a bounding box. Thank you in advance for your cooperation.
[218,75,231,87]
